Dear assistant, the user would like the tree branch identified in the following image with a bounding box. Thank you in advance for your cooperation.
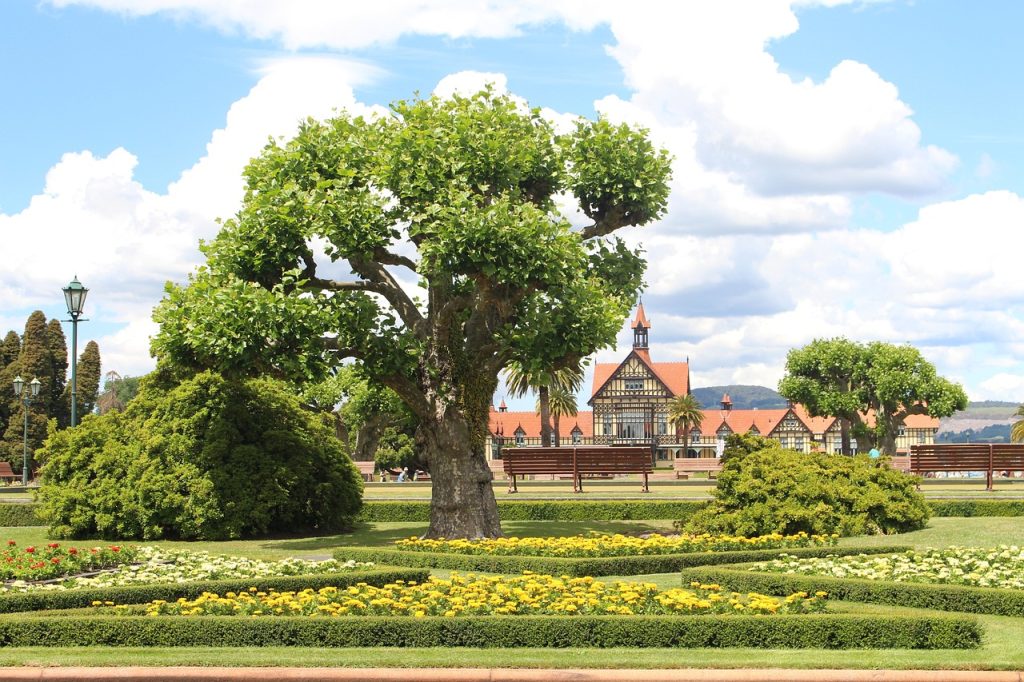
[373,248,418,272]
[579,209,627,240]
[350,255,426,337]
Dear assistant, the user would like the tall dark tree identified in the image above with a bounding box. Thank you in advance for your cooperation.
[1,312,53,474]
[0,331,19,367]
[75,341,102,417]
[0,331,20,429]
[153,89,671,538]
[46,319,69,426]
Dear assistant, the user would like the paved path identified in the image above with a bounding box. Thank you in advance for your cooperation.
[0,669,1020,681]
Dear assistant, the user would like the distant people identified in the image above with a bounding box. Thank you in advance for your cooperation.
[379,471,388,483]
[396,467,409,483]
[868,448,881,459]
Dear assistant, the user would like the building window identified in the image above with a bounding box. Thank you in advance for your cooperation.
[603,416,612,435]
[917,432,926,444]
[515,430,525,446]
[572,431,582,444]
[794,436,804,451]
[624,378,643,391]
[897,425,906,437]
[658,420,667,435]
[690,430,701,443]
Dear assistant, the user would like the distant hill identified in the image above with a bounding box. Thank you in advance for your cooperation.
[692,385,788,410]
[951,401,1019,420]
[937,424,1012,444]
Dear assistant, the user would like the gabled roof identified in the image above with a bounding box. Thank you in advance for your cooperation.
[693,407,813,436]
[590,349,689,403]
[488,408,594,438]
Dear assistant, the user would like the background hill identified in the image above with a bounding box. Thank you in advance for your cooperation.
[692,385,788,410]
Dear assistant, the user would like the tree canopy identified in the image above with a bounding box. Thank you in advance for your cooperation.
[152,89,672,538]
[779,338,968,455]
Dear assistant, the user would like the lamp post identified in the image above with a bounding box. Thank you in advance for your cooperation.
[62,277,89,427]
[12,376,41,486]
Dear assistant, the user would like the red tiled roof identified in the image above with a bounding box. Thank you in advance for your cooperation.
[590,350,689,401]
[488,409,594,438]
[632,303,650,329]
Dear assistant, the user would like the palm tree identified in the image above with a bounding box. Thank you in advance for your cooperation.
[667,394,704,458]
[1012,405,1024,443]
[544,384,579,447]
[505,362,584,446]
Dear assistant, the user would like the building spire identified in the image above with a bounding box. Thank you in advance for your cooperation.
[632,302,650,349]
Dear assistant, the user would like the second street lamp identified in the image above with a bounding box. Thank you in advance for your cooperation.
[62,276,89,427]
[12,376,41,486]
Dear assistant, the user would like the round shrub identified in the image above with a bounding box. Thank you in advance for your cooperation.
[36,370,363,540]
[681,445,929,537]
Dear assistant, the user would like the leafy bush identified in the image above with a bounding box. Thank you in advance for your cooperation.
[35,369,363,540]
[0,503,41,526]
[681,446,929,537]
[0,614,979,649]
[680,565,1024,618]
[335,544,909,577]
[357,500,707,522]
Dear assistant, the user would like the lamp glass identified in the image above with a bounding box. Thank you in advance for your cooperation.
[63,277,88,316]
[12,375,23,396]
[29,378,41,397]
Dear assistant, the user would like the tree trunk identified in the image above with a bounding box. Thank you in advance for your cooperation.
[553,413,561,447]
[538,385,552,446]
[879,414,899,456]
[420,410,502,539]
[840,418,851,456]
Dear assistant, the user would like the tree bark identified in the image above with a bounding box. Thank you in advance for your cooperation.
[840,418,851,456]
[538,385,552,446]
[553,413,561,447]
[419,410,502,539]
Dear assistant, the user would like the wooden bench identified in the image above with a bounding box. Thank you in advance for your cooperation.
[888,456,911,473]
[0,462,15,483]
[353,461,376,482]
[673,458,723,479]
[501,447,653,493]
[909,444,1024,491]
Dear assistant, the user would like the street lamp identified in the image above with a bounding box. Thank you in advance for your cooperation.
[62,276,89,427]
[12,376,41,486]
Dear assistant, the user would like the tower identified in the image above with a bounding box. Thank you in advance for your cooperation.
[632,302,650,350]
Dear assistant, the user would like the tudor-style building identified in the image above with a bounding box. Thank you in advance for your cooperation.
[485,305,939,459]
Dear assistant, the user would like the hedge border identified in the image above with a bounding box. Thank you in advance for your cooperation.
[0,614,980,649]
[0,568,429,614]
[678,565,1024,617]
[334,545,910,577]
[0,503,40,527]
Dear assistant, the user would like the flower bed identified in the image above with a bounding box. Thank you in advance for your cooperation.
[395,532,836,557]
[122,573,826,618]
[750,546,1024,590]
[0,541,137,582]
[1,546,372,592]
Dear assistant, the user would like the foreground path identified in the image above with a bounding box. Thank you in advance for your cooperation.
[0,669,1020,681]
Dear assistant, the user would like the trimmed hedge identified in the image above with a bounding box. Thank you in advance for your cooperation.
[0,568,429,614]
[0,614,980,649]
[1,499,1021,527]
[0,503,40,527]
[335,545,910,577]
[356,500,708,522]
[679,566,1024,617]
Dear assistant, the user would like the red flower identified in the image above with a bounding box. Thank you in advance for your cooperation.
[47,543,59,549]
[51,558,60,564]
[25,547,35,554]
[68,548,78,555]
[110,546,120,552]
[6,540,15,546]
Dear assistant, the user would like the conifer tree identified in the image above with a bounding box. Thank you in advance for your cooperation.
[75,341,102,417]
[1,312,52,475]
[46,319,68,427]
[0,331,19,431]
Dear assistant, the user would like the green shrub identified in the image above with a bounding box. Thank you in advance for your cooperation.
[927,500,1024,517]
[680,566,1024,617]
[0,568,428,614]
[0,614,978,649]
[35,369,364,540]
[335,545,909,577]
[356,500,707,523]
[681,447,929,537]
[0,503,40,526]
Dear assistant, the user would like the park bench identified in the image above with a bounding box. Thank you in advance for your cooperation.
[0,462,15,483]
[501,447,653,493]
[909,444,1024,491]
[888,456,912,473]
[353,461,376,482]
[673,458,723,479]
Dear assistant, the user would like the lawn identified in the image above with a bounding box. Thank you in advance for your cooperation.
[0,517,1019,668]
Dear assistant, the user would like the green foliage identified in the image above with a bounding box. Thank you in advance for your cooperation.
[683,447,930,537]
[719,432,778,465]
[74,340,102,417]
[0,503,41,526]
[926,500,1024,517]
[1,312,57,474]
[0,568,427,614]
[667,394,703,454]
[357,499,708,522]
[35,369,363,540]
[99,374,142,413]
[680,565,1024,618]
[779,338,968,454]
[0,613,977,649]
[44,319,68,426]
[336,545,908,577]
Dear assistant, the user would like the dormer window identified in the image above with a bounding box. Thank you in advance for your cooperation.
[571,428,582,445]
[515,428,526,446]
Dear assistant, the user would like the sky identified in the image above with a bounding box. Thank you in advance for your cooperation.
[1,0,1023,411]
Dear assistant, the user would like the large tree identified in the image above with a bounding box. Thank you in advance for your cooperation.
[779,338,968,455]
[1,312,54,473]
[152,90,671,538]
[74,341,102,417]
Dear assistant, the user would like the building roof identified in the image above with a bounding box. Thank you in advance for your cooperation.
[632,303,650,329]
[590,350,690,402]
[488,407,594,438]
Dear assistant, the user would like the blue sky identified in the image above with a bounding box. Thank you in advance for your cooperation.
[1,0,1023,408]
